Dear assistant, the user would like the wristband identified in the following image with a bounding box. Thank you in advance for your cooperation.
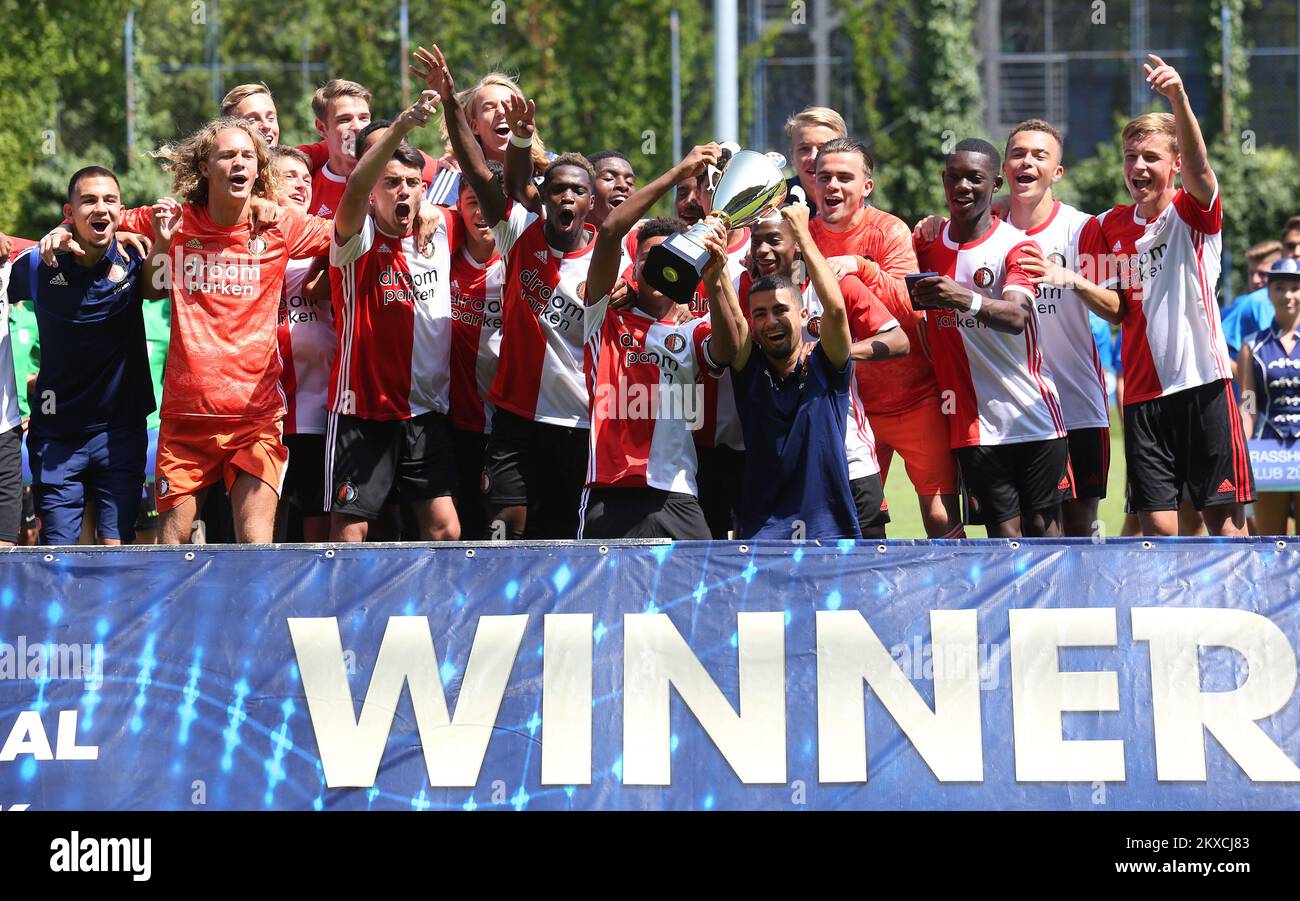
[508,132,534,149]
[968,292,983,316]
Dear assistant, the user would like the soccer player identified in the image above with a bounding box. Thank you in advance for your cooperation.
[414,44,594,539]
[912,138,1067,538]
[810,138,964,538]
[784,106,847,210]
[996,119,1124,536]
[447,161,505,539]
[220,83,281,146]
[428,72,552,207]
[1238,258,1300,535]
[744,212,909,537]
[1222,239,1284,373]
[7,167,154,545]
[706,203,863,540]
[1091,55,1253,536]
[302,79,373,218]
[266,145,334,542]
[325,91,461,542]
[586,151,636,230]
[577,143,725,539]
[138,117,334,544]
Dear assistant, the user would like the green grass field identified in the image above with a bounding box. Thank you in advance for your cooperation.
[884,407,1127,538]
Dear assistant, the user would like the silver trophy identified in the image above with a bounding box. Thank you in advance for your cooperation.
[643,148,788,304]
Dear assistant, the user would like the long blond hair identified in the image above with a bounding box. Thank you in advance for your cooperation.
[153,117,279,206]
[439,71,549,174]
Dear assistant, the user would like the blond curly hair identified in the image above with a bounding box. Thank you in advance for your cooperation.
[153,117,280,207]
[439,71,549,174]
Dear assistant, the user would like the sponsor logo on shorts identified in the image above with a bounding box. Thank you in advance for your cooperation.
[337,481,358,505]
[973,266,995,289]
[664,333,687,353]
[1057,474,1071,491]
[48,272,68,287]
[157,478,169,497]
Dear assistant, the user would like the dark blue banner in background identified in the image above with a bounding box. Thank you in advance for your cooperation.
[1,538,1298,810]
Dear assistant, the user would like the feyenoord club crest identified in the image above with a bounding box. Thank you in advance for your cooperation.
[664,333,686,353]
[247,235,268,256]
[157,478,170,497]
[1047,252,1067,267]
[107,262,128,283]
[807,315,822,338]
[337,481,358,505]
[972,266,995,289]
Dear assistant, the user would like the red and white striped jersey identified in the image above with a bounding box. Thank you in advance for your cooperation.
[1010,201,1110,431]
[1091,188,1230,405]
[277,257,335,435]
[328,206,461,420]
[488,201,595,428]
[448,246,505,434]
[799,276,898,479]
[306,163,347,220]
[916,218,1065,448]
[583,295,722,494]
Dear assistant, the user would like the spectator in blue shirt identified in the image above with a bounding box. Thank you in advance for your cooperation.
[7,166,154,545]
[703,204,861,541]
[1221,239,1283,375]
[1238,257,1300,535]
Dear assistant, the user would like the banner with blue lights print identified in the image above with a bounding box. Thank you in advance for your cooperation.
[1,538,1299,811]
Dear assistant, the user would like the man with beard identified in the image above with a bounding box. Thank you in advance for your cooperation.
[705,203,863,540]
[911,139,1067,538]
[743,212,909,537]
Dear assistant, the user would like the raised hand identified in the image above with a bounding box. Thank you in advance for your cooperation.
[410,45,456,101]
[40,226,81,267]
[1018,243,1075,289]
[151,197,183,244]
[396,89,440,133]
[0,231,11,263]
[501,92,537,140]
[700,217,730,287]
[779,200,812,240]
[679,143,722,180]
[116,231,153,259]
[1143,53,1185,100]
[825,256,858,280]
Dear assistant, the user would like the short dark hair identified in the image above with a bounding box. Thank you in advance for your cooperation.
[635,216,686,246]
[951,138,1001,172]
[355,119,424,173]
[748,273,801,305]
[542,152,596,189]
[460,159,505,197]
[356,119,392,158]
[67,166,119,202]
[588,150,631,169]
[815,137,874,178]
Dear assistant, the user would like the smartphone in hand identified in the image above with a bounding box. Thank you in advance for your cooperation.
[906,272,941,311]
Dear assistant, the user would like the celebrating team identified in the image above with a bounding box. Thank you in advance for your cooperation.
[0,46,1257,547]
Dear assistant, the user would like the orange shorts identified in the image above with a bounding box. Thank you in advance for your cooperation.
[868,397,960,497]
[155,416,289,513]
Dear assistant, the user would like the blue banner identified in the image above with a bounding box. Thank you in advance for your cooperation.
[1249,437,1300,491]
[1,539,1298,810]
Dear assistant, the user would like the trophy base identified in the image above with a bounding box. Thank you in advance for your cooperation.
[643,232,712,305]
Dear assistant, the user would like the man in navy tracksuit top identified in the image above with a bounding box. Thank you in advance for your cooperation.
[9,167,154,544]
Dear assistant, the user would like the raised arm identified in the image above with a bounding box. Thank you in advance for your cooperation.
[702,218,749,371]
[335,90,439,243]
[785,203,851,368]
[584,143,720,305]
[410,44,507,227]
[501,93,543,216]
[1146,53,1216,207]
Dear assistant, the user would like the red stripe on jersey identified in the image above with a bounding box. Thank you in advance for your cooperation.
[923,313,981,447]
[1193,232,1230,383]
[1119,298,1162,406]
[1223,380,1251,501]
[1024,311,1066,436]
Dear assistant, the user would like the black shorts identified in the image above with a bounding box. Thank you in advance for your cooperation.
[695,443,745,539]
[956,437,1070,526]
[482,408,589,539]
[1124,380,1256,512]
[577,485,711,540]
[452,427,488,540]
[851,473,890,536]
[1065,427,1109,501]
[283,433,328,518]
[325,410,457,522]
[0,428,20,543]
